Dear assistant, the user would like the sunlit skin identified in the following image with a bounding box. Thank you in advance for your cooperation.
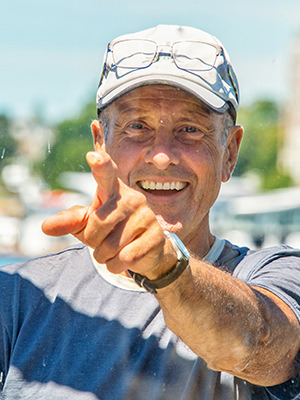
[96,85,242,257]
[42,85,300,385]
[42,85,243,277]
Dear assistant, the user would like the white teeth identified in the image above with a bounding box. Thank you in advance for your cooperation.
[139,180,186,191]
[175,181,183,190]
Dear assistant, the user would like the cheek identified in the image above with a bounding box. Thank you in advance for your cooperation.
[191,143,224,177]
[106,142,142,183]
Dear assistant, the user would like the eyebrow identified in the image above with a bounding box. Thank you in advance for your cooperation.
[113,102,215,130]
[116,104,211,117]
[180,106,212,118]
[176,108,215,129]
[117,106,147,115]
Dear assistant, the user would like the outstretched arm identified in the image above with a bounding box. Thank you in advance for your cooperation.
[42,149,300,387]
[156,259,300,386]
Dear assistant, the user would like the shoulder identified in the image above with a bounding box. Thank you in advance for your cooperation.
[232,244,300,323]
[0,243,90,275]
[233,244,300,279]
[0,244,97,323]
[216,239,300,274]
[0,244,93,297]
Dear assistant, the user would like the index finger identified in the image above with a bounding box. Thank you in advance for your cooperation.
[86,150,120,204]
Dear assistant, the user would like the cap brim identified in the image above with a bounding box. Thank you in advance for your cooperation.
[97,74,229,115]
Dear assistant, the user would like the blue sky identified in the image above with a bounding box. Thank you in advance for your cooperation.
[1,0,300,123]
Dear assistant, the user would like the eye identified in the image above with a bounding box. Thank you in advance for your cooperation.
[183,126,197,133]
[175,125,205,142]
[128,122,145,130]
[123,121,153,142]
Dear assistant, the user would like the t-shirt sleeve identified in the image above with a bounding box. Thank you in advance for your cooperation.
[232,246,300,399]
[232,245,300,323]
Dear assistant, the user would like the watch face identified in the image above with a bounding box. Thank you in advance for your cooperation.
[164,231,190,259]
[174,236,190,259]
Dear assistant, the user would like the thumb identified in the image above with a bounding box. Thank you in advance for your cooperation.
[41,205,89,237]
[86,150,120,204]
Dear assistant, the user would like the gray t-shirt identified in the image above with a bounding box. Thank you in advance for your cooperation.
[0,241,299,399]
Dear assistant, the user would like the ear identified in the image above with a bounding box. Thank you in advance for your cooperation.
[222,125,243,182]
[91,120,105,151]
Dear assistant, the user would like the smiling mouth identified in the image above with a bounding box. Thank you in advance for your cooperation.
[138,180,188,192]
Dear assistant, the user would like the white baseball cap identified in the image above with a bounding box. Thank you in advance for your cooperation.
[96,24,239,121]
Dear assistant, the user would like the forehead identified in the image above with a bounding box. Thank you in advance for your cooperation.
[107,85,214,119]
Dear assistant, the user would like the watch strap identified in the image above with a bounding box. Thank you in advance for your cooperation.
[128,231,190,294]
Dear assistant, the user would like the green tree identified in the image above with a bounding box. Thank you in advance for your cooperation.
[234,100,293,190]
[40,100,96,189]
[40,98,293,191]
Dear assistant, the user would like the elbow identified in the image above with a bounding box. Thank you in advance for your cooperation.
[224,328,300,386]
[206,323,271,379]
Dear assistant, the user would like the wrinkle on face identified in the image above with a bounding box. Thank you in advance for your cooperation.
[97,85,234,256]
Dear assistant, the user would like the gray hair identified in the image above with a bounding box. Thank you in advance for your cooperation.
[98,108,110,142]
[222,110,235,145]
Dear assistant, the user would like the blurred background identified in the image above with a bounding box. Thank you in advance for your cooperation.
[1,0,300,264]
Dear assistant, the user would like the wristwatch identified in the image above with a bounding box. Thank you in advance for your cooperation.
[128,231,190,294]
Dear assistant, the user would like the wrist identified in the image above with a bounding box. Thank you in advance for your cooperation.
[128,231,190,294]
[145,234,177,280]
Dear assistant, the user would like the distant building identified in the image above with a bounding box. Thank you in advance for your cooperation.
[11,119,54,162]
[281,28,300,185]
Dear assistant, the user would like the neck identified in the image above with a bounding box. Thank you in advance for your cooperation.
[179,213,215,258]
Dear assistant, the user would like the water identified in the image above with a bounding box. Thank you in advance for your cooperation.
[0,255,28,267]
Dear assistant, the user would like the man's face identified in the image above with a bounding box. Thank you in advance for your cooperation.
[95,85,241,253]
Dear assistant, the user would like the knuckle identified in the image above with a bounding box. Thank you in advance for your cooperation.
[105,259,124,275]
[93,246,105,263]
[149,222,165,245]
[125,189,146,209]
[120,251,134,264]
[95,205,125,226]
[101,233,121,257]
[120,247,142,267]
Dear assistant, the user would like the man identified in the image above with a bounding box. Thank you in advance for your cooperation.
[1,25,300,399]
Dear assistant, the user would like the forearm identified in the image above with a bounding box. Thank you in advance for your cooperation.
[155,257,300,386]
[41,149,300,386]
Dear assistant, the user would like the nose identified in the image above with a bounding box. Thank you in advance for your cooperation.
[144,133,179,170]
[151,152,174,170]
